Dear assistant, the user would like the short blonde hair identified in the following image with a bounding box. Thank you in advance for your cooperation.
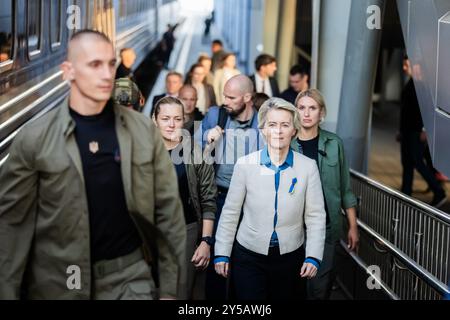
[258,97,301,135]
[294,89,327,117]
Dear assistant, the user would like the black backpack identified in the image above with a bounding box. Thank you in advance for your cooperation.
[217,105,228,130]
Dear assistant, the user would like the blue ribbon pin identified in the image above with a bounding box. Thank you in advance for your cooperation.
[289,178,298,195]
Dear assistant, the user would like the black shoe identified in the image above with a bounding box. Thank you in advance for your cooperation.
[431,193,447,208]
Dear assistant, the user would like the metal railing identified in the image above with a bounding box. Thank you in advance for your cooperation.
[0,91,68,168]
[350,169,450,299]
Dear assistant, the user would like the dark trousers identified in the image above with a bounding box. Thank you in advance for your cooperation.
[231,242,306,300]
[205,189,229,300]
[401,132,445,197]
[307,229,337,300]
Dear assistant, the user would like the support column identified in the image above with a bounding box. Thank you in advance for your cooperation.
[276,0,297,91]
[315,0,352,133]
[247,0,265,74]
[336,0,385,173]
[263,0,280,56]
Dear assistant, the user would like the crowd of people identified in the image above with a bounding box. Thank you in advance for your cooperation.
[0,27,447,301]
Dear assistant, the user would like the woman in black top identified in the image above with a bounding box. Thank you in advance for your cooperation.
[153,97,217,299]
[292,89,359,300]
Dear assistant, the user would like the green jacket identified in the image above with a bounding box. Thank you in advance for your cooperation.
[0,99,186,299]
[184,143,217,225]
[291,129,357,241]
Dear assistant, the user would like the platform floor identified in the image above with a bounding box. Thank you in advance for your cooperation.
[369,102,450,213]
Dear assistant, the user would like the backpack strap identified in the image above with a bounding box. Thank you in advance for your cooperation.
[217,107,228,130]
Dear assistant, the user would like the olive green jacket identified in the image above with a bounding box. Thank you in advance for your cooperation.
[291,129,357,241]
[171,139,217,226]
[184,144,217,225]
[0,99,186,299]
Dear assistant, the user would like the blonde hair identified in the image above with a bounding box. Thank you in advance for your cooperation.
[294,89,327,117]
[258,97,301,135]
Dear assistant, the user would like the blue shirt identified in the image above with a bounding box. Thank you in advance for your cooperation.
[197,106,265,188]
[215,117,254,188]
[260,146,294,247]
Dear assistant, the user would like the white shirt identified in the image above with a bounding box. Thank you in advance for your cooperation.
[255,73,273,97]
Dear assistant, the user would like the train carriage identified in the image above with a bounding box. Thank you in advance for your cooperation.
[0,0,179,165]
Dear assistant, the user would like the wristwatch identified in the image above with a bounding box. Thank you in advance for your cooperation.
[201,236,214,246]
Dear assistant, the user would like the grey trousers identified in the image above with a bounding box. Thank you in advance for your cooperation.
[307,232,338,300]
[177,222,207,300]
[93,254,155,300]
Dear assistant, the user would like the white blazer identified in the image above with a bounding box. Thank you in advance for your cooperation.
[215,150,326,261]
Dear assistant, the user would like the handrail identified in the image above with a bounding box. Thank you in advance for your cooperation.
[0,71,63,114]
[0,81,69,133]
[0,155,8,167]
[350,169,450,224]
[356,219,450,296]
[348,169,450,299]
[339,239,400,300]
[0,89,68,168]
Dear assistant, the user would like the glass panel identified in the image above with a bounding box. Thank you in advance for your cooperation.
[0,0,13,63]
[50,0,62,45]
[28,0,41,53]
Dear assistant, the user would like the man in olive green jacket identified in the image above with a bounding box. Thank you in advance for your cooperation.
[0,30,185,300]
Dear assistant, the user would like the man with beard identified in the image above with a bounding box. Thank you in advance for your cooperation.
[199,75,265,300]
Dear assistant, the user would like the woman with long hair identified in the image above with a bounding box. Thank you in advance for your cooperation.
[185,63,217,115]
[292,89,359,300]
[213,53,241,106]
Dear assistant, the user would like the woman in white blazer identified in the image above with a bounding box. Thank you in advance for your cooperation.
[214,98,326,300]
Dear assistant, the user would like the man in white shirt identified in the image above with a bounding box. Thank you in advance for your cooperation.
[249,54,280,98]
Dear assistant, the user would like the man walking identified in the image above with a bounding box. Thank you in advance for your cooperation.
[250,54,280,98]
[0,30,186,300]
[199,75,265,299]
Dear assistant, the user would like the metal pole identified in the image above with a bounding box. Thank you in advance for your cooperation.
[310,0,321,89]
[336,0,386,173]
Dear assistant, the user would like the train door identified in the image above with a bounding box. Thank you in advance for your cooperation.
[89,0,116,42]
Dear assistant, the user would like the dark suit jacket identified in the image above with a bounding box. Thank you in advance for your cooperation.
[280,87,299,105]
[152,93,166,109]
[249,74,280,97]
[184,109,205,136]
[116,63,136,82]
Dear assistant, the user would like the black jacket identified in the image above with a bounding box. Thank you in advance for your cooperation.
[115,63,135,82]
[152,93,167,110]
[280,87,299,105]
[400,79,423,133]
[249,74,280,97]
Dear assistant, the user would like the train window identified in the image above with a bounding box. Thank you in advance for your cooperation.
[50,0,62,47]
[0,1,13,64]
[28,0,42,55]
